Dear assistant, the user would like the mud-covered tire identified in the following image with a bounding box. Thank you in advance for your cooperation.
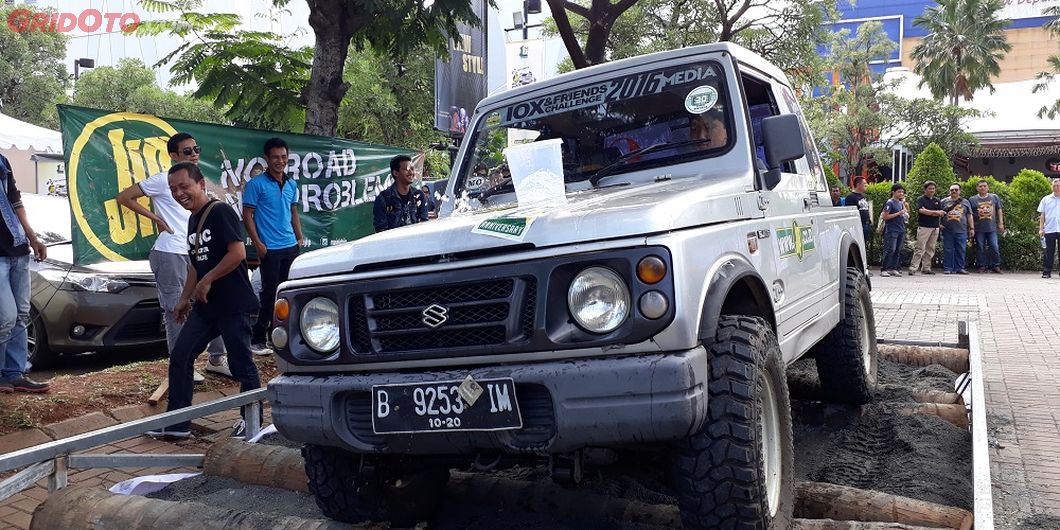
[302,444,449,526]
[814,267,878,405]
[674,315,794,529]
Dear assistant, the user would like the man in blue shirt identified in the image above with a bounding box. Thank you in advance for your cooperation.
[373,155,429,232]
[242,137,304,353]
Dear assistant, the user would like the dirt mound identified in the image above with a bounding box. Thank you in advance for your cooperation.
[790,357,972,510]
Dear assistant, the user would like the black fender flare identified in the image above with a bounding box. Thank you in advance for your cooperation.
[697,257,775,343]
[837,231,869,306]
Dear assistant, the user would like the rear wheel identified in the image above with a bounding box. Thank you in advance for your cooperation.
[673,315,794,529]
[27,308,59,369]
[813,267,878,405]
[302,444,449,526]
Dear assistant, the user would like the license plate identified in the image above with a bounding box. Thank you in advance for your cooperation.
[371,378,522,434]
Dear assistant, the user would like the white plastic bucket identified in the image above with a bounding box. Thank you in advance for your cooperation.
[503,138,567,207]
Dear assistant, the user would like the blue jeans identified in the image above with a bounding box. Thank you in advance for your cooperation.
[942,231,968,272]
[881,230,905,271]
[165,309,261,431]
[975,231,1000,269]
[0,255,31,382]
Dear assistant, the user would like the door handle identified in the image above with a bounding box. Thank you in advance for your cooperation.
[803,197,812,210]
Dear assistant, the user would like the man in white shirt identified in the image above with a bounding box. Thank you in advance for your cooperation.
[1039,178,1060,279]
[114,133,230,377]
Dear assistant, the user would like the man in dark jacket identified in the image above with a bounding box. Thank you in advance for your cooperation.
[373,155,428,232]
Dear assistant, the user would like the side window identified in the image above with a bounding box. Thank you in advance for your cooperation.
[778,85,828,192]
[740,74,780,170]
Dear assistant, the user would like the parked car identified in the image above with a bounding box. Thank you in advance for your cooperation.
[22,194,166,368]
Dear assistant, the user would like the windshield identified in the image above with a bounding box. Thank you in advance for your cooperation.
[453,61,733,211]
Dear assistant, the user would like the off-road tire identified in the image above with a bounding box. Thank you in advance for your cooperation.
[674,315,794,529]
[814,267,878,405]
[27,308,58,369]
[302,444,449,526]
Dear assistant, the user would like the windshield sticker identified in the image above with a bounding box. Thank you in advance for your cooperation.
[486,111,501,126]
[472,215,537,242]
[685,85,719,114]
[776,220,816,261]
[501,63,719,125]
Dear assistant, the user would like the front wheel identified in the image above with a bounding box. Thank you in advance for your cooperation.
[673,315,794,529]
[302,444,449,526]
[813,267,878,405]
[27,308,59,369]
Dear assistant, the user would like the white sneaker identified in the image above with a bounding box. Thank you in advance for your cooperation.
[205,357,234,378]
[193,371,205,383]
[250,343,273,356]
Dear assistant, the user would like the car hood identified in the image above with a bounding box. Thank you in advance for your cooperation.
[291,175,760,280]
[44,244,155,279]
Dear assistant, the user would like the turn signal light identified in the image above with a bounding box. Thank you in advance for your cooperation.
[274,298,290,321]
[636,256,666,284]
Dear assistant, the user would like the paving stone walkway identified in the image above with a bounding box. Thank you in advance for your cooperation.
[871,270,1060,528]
[0,385,255,530]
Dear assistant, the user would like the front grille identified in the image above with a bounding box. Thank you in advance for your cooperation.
[113,320,162,341]
[353,277,536,356]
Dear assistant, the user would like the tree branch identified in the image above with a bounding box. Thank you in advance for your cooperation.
[547,0,590,69]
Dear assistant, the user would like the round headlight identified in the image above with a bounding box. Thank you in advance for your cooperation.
[300,297,340,353]
[567,267,630,333]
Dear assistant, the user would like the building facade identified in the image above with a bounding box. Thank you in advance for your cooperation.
[827,0,1060,182]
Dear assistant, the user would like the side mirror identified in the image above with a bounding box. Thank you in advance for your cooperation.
[760,114,806,190]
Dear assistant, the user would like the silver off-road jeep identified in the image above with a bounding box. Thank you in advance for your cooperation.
[268,43,879,529]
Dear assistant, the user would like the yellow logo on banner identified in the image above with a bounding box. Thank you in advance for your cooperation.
[68,112,178,262]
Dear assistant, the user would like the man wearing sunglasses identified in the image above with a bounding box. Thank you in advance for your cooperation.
[115,133,230,379]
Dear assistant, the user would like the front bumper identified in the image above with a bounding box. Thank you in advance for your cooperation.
[268,346,708,454]
[36,286,167,353]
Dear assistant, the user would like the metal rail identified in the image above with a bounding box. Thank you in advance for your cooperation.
[0,388,267,503]
[964,320,996,530]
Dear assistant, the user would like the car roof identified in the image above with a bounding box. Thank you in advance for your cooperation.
[476,42,789,113]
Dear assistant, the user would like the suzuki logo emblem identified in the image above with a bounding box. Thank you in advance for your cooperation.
[421,304,449,328]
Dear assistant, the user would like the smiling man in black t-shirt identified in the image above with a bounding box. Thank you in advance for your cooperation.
[147,162,261,439]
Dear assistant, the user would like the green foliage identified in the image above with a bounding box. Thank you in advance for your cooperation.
[904,143,955,229]
[543,0,836,80]
[824,165,845,194]
[803,22,897,179]
[910,0,1011,105]
[71,58,224,123]
[996,233,1044,271]
[0,4,68,128]
[1008,169,1052,234]
[1035,6,1060,119]
[865,181,893,233]
[886,98,980,158]
[337,47,443,148]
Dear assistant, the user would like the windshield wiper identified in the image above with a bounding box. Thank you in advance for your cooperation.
[45,240,72,247]
[587,139,711,187]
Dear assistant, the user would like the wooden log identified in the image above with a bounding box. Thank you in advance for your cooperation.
[30,485,355,530]
[795,482,974,530]
[147,378,168,406]
[888,403,969,429]
[794,519,948,530]
[877,344,969,374]
[204,438,309,493]
[910,389,966,407]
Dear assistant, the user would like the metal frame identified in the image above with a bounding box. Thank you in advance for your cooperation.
[0,388,267,503]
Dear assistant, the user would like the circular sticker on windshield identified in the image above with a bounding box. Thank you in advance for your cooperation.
[685,85,719,114]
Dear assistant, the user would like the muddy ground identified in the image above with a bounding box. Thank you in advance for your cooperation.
[143,356,978,528]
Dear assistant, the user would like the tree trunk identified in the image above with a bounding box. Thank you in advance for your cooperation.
[303,0,360,136]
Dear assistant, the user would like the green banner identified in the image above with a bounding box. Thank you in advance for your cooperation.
[58,104,415,265]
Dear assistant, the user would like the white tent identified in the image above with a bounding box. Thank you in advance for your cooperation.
[882,68,1060,138]
[0,111,62,154]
